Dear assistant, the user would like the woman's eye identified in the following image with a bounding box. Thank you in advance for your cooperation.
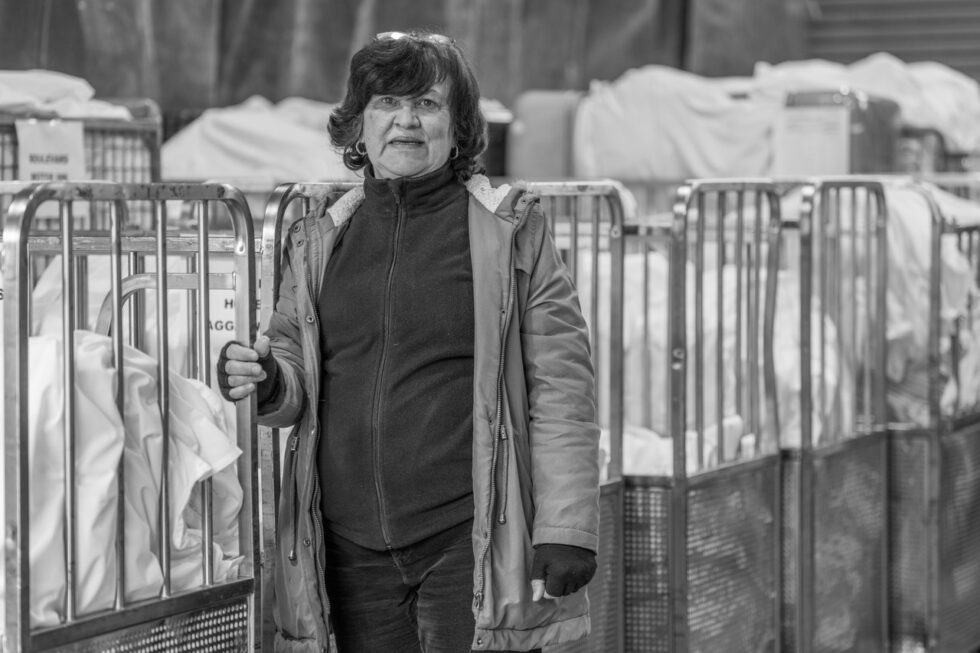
[378,96,398,107]
[417,98,438,110]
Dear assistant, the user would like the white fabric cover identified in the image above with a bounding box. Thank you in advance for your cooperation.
[29,252,242,428]
[161,95,360,186]
[0,69,132,120]
[573,65,784,181]
[30,254,191,367]
[880,182,980,422]
[599,417,743,479]
[0,326,242,627]
[778,180,980,426]
[581,245,842,477]
[119,337,243,603]
[26,332,124,625]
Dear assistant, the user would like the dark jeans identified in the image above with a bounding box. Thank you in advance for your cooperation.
[322,519,540,653]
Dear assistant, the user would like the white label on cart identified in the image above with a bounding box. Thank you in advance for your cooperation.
[14,119,89,225]
[772,105,850,176]
[208,253,263,344]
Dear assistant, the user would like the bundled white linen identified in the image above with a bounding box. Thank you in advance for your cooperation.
[599,417,743,480]
[881,182,980,422]
[26,250,276,462]
[161,95,359,187]
[30,254,192,363]
[0,330,243,627]
[29,253,240,426]
[119,335,243,603]
[780,180,980,424]
[579,245,844,477]
[573,65,784,181]
[22,332,123,625]
[0,69,132,120]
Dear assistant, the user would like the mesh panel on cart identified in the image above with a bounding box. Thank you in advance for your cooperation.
[783,447,888,653]
[624,479,670,653]
[890,433,930,650]
[812,441,887,652]
[547,482,624,653]
[686,462,778,653]
[48,598,250,652]
[85,130,155,182]
[939,423,980,651]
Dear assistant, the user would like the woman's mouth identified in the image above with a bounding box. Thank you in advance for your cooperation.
[388,138,424,147]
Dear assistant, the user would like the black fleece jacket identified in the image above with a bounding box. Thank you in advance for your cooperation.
[316,164,475,550]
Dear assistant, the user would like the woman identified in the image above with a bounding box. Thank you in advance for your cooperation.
[218,30,600,653]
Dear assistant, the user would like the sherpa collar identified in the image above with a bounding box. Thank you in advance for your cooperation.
[325,174,512,227]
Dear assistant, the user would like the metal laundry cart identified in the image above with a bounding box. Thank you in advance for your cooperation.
[0,99,162,230]
[887,173,980,653]
[3,181,260,652]
[0,99,161,183]
[782,177,891,653]
[534,181,627,653]
[623,179,784,652]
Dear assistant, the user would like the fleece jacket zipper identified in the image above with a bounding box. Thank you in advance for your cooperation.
[370,185,406,548]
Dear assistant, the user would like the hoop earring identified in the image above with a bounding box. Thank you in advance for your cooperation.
[450,145,459,160]
[355,141,367,156]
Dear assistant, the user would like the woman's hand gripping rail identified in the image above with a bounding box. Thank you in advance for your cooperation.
[216,334,282,404]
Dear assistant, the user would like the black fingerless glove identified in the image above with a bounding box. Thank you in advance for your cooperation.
[530,543,597,597]
[216,340,281,404]
[216,340,240,402]
[254,345,281,405]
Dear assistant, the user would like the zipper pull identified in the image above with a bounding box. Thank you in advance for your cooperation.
[497,426,508,524]
[389,179,404,208]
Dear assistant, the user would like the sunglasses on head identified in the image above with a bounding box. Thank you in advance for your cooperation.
[375,31,456,46]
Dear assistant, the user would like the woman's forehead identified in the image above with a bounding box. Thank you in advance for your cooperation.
[376,79,451,98]
[368,62,450,94]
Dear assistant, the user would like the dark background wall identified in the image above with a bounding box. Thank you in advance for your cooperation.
[0,0,808,114]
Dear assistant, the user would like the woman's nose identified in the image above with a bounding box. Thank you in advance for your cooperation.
[394,102,420,127]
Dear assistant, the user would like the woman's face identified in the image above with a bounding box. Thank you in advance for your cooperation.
[361,79,454,179]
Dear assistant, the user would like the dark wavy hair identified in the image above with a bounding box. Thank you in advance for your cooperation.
[327,31,488,181]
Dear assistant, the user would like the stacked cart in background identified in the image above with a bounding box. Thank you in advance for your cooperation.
[533,182,627,653]
[0,98,160,183]
[622,180,785,652]
[0,98,161,229]
[782,179,891,653]
[887,173,980,653]
[617,173,980,653]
